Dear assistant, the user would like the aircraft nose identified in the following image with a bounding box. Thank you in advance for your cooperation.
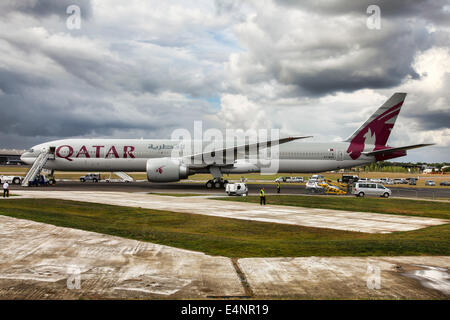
[20,152,31,164]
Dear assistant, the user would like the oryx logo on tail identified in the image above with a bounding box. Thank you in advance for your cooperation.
[363,128,376,153]
[346,93,406,160]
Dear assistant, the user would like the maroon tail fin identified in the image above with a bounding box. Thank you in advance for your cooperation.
[345,93,406,160]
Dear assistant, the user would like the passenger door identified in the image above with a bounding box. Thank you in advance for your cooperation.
[367,183,377,196]
[376,184,386,196]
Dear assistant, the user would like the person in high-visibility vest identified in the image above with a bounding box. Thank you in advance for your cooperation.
[259,188,266,205]
[277,181,281,194]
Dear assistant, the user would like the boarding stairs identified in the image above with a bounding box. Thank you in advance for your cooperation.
[21,149,53,187]
[113,172,134,182]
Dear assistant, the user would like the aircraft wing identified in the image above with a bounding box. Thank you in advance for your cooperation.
[184,136,312,166]
[362,143,434,157]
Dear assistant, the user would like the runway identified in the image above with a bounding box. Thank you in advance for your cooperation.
[9,181,450,200]
[0,214,448,299]
[9,190,449,233]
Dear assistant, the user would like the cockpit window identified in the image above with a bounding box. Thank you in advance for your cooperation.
[27,149,34,153]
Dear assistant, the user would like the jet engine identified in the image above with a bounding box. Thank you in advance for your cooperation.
[146,158,190,182]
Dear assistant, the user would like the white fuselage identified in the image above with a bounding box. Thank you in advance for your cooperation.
[20,139,375,174]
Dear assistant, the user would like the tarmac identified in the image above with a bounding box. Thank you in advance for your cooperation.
[8,180,450,200]
[0,215,448,299]
[8,190,449,234]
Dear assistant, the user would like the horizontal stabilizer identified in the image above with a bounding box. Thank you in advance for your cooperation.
[362,143,434,157]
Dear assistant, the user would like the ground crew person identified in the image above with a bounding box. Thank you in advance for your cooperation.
[259,188,266,205]
[277,181,281,193]
[3,181,9,198]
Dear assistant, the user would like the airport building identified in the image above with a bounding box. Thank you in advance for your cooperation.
[0,149,25,165]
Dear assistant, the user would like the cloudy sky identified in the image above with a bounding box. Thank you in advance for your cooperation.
[0,0,449,162]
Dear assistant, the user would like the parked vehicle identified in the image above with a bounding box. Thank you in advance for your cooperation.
[105,178,132,183]
[105,173,133,183]
[225,183,248,196]
[310,174,325,181]
[80,173,101,183]
[358,178,369,182]
[425,180,436,186]
[393,178,408,184]
[306,179,325,193]
[275,176,288,182]
[370,178,382,183]
[440,181,450,186]
[380,178,394,185]
[341,175,359,183]
[29,175,49,187]
[290,176,304,183]
[409,178,417,185]
[0,175,22,185]
[353,182,391,198]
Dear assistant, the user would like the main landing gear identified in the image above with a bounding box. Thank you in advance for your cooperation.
[205,179,229,189]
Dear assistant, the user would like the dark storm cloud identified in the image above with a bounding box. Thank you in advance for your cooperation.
[229,0,443,97]
[0,68,51,94]
[281,25,428,95]
[290,70,404,96]
[0,87,199,139]
[0,0,448,158]
[277,0,450,24]
[408,110,450,131]
[0,0,224,148]
[1,0,93,19]
[401,78,450,132]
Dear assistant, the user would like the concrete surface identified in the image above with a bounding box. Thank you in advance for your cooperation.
[238,256,450,299]
[0,215,448,299]
[0,215,244,299]
[9,190,449,234]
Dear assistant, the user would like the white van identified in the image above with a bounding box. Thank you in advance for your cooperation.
[225,183,248,196]
[353,182,391,198]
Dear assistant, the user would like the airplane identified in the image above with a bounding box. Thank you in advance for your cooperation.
[20,92,433,188]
